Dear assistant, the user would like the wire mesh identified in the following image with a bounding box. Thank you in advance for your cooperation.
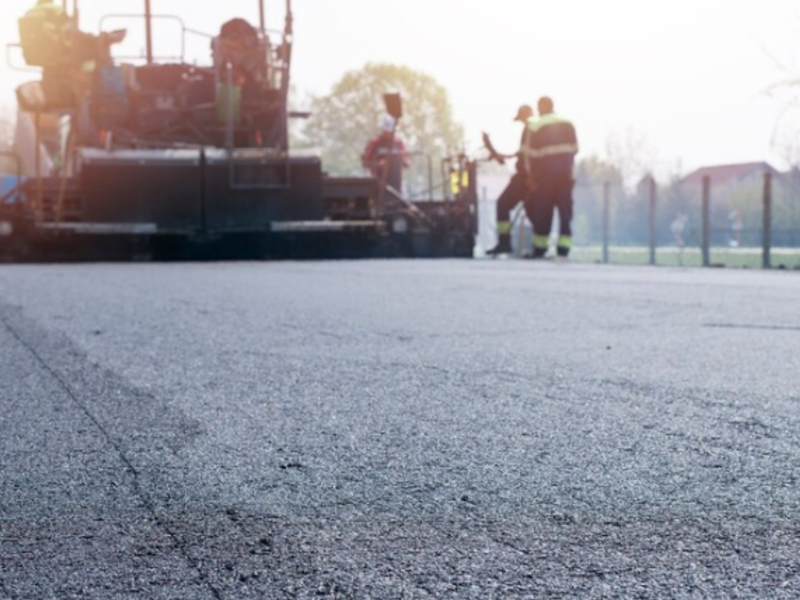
[479,171,800,270]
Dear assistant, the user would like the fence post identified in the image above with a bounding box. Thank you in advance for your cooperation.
[701,175,711,268]
[603,181,610,264]
[763,171,772,269]
[648,176,657,266]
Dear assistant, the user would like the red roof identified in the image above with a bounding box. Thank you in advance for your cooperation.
[682,162,780,187]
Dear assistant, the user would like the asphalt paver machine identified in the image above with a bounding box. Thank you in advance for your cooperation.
[1,0,478,260]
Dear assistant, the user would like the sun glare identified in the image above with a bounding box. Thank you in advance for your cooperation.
[1,0,798,169]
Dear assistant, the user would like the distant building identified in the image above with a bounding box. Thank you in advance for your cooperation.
[679,161,792,247]
[681,162,782,189]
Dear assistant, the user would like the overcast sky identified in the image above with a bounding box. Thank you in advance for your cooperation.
[2,0,799,174]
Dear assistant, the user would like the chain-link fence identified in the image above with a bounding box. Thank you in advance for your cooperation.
[479,170,800,270]
[572,173,800,269]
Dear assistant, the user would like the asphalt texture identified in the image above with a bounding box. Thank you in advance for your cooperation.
[0,260,799,599]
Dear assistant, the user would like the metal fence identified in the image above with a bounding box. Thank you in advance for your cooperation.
[573,173,800,270]
[479,171,800,270]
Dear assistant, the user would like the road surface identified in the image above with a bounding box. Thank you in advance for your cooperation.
[1,260,799,599]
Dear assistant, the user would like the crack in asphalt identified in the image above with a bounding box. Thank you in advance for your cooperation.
[0,311,226,600]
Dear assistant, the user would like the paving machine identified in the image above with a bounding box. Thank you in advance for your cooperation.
[0,0,478,260]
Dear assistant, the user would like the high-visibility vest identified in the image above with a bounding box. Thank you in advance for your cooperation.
[523,113,579,176]
[23,2,71,47]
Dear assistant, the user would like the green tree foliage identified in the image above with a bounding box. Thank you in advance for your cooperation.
[572,157,800,248]
[726,172,800,246]
[301,63,464,197]
[568,135,800,248]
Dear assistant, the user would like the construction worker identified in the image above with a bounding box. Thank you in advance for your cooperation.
[486,104,535,256]
[524,96,579,259]
[215,18,267,87]
[362,115,410,194]
[21,0,72,64]
[20,0,126,74]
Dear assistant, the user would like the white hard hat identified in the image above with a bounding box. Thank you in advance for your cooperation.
[380,115,396,132]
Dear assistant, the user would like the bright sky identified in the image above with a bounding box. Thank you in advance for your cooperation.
[2,0,799,174]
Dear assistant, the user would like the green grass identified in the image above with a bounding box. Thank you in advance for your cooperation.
[569,247,800,270]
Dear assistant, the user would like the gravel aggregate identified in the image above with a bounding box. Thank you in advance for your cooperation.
[1,260,799,599]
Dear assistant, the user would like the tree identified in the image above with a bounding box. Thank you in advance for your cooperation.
[301,63,464,198]
[770,112,800,169]
[604,127,658,192]
[571,155,624,245]
[765,27,800,170]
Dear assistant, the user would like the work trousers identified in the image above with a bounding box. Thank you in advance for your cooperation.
[530,174,574,257]
[496,172,533,234]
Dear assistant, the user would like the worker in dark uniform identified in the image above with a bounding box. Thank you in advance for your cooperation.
[524,96,579,259]
[362,115,410,193]
[215,18,267,87]
[486,104,535,256]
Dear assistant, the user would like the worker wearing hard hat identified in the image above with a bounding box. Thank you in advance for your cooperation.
[21,0,72,63]
[25,0,64,19]
[485,104,535,256]
[524,96,579,259]
[362,115,411,194]
[20,0,126,74]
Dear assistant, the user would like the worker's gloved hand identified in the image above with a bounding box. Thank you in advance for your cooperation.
[481,132,505,165]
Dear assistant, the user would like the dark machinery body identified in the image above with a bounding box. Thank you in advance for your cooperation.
[0,0,477,261]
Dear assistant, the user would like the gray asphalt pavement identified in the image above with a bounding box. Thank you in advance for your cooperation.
[1,260,799,599]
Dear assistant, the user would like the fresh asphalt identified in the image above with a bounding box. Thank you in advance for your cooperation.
[0,260,798,599]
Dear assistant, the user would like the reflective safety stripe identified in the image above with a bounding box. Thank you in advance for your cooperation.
[451,171,470,195]
[522,143,579,159]
[527,113,573,133]
[557,235,573,249]
[497,221,512,235]
[533,234,550,249]
[525,113,580,162]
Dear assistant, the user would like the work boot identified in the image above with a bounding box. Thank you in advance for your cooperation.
[522,251,546,260]
[486,235,512,257]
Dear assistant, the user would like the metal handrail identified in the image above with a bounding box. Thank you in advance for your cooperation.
[99,14,288,67]
[5,43,41,73]
[99,13,187,63]
[407,151,434,201]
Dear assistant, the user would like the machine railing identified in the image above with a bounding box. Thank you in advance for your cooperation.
[5,43,41,73]
[221,63,291,190]
[99,14,195,63]
[99,13,290,72]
